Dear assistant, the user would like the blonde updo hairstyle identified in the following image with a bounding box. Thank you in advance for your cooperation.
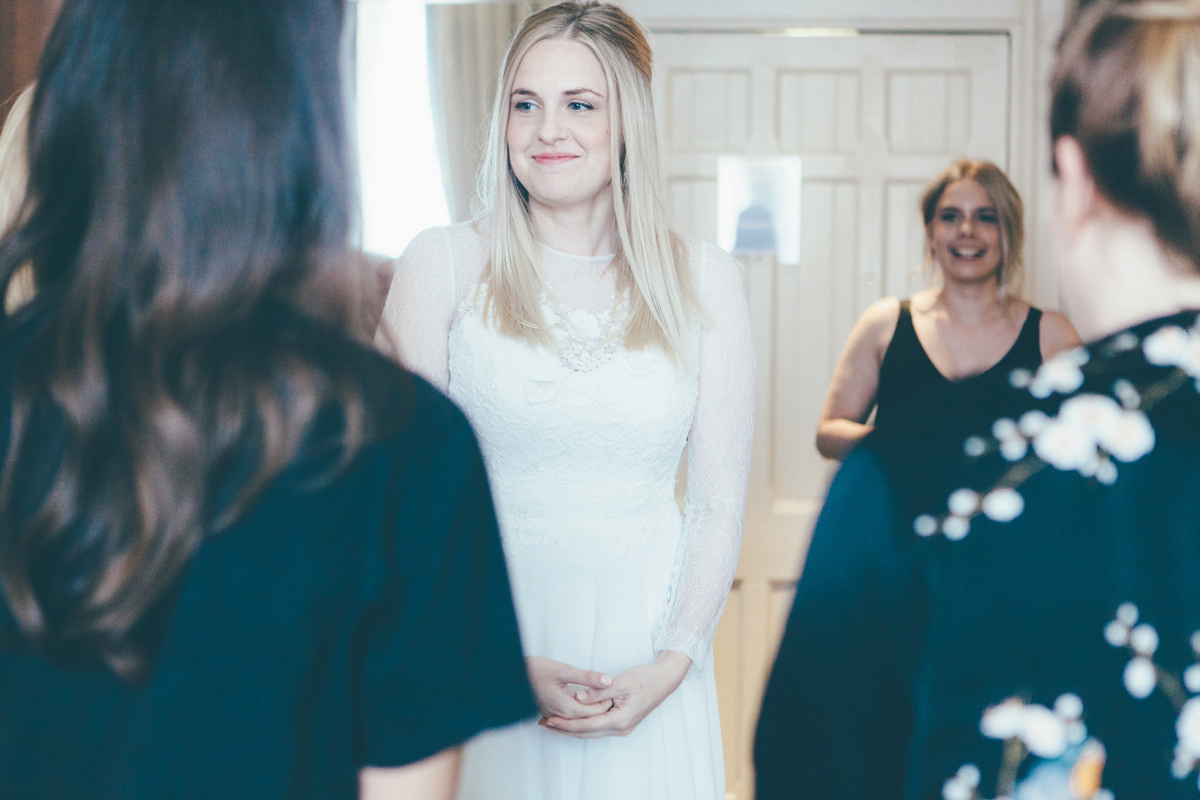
[476,1,695,361]
[1051,0,1200,269]
[919,158,1025,299]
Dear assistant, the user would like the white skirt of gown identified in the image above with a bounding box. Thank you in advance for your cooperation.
[455,519,725,800]
[447,297,726,800]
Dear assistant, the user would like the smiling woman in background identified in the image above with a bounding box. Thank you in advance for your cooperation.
[376,2,753,797]
[816,159,1081,460]
[0,1,534,798]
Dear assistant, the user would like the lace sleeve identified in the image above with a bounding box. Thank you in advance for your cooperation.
[654,242,755,675]
[374,226,457,392]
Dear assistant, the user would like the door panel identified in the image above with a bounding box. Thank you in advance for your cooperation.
[650,29,1010,799]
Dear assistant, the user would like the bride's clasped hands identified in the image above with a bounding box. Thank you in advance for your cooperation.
[534,651,692,738]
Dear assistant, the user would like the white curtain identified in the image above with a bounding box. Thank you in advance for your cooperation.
[426,2,539,223]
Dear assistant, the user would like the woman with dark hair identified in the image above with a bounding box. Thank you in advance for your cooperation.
[815,159,1080,461]
[757,1,1200,798]
[0,1,534,798]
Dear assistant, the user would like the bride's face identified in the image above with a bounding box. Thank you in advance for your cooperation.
[505,38,613,214]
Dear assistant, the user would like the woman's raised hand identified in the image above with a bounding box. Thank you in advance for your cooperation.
[538,650,692,738]
[526,656,615,721]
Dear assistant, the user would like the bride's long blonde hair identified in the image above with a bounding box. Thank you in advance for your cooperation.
[476,1,696,361]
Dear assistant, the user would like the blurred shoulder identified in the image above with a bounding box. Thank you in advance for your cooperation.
[858,296,903,335]
[1037,308,1083,358]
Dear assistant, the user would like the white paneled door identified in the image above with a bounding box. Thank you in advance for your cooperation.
[650,30,1010,799]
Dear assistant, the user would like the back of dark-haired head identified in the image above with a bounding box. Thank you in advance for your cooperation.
[1051,0,1200,268]
[0,0,390,682]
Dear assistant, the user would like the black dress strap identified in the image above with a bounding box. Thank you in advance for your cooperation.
[875,300,948,430]
[986,306,1042,377]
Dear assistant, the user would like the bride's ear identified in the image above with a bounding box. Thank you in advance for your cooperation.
[1053,136,1098,239]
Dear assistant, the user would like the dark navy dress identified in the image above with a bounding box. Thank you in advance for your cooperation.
[0,319,537,800]
[757,310,1200,800]
[875,300,1043,430]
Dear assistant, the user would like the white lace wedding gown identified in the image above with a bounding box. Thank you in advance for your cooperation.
[377,221,754,800]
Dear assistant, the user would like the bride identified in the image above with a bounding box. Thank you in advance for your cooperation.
[375,2,753,797]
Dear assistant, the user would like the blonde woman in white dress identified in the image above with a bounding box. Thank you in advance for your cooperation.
[375,3,753,798]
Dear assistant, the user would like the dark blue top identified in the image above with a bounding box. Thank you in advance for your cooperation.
[0,322,536,799]
[757,310,1200,800]
[875,300,1043,430]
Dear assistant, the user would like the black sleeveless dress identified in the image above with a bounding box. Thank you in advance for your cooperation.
[874,300,1043,429]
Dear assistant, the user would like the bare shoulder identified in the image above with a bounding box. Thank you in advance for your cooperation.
[845,297,902,363]
[1038,308,1083,358]
[858,296,902,329]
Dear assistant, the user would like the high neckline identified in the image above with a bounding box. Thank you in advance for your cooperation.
[538,242,615,262]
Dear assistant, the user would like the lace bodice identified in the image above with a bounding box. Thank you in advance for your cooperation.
[375,221,754,671]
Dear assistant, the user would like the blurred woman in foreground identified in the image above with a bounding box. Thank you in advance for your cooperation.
[758,1,1200,797]
[0,1,534,798]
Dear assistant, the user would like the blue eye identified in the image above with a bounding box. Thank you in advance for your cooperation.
[568,101,594,111]
[978,211,999,224]
[513,100,536,112]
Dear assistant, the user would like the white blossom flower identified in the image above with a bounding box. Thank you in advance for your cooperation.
[964,436,987,457]
[1111,331,1140,352]
[941,777,971,800]
[993,418,1019,440]
[1116,602,1139,626]
[1019,409,1051,436]
[981,698,1028,740]
[1143,325,1189,366]
[943,515,970,541]
[914,514,938,537]
[1030,353,1086,398]
[1104,620,1130,647]
[1009,367,1033,388]
[1124,656,1157,699]
[1000,437,1028,462]
[1021,704,1070,758]
[1096,460,1118,485]
[948,488,980,516]
[981,488,1024,522]
[1191,631,1200,654]
[1178,697,1200,758]
[956,764,981,788]
[1054,693,1083,720]
[1130,623,1160,655]
[1099,409,1155,462]
[1033,418,1097,471]
[1067,720,1088,745]
[1184,663,1200,693]
[1171,753,1195,779]
[1078,452,1101,478]
[1113,378,1141,409]
[1059,394,1123,435]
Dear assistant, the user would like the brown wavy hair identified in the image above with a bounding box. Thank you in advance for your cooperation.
[1052,0,1200,268]
[0,0,397,682]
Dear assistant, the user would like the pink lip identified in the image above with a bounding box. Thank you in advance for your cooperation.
[533,153,578,164]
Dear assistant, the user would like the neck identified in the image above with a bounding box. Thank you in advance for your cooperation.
[931,278,1007,325]
[1064,211,1200,341]
[528,190,617,257]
